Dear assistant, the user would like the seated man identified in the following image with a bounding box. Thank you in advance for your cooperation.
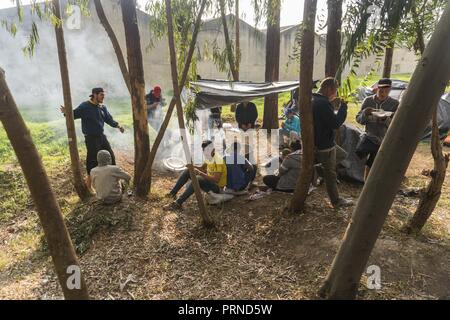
[164,141,228,211]
[224,142,255,194]
[263,140,302,193]
[280,107,301,148]
[90,150,131,205]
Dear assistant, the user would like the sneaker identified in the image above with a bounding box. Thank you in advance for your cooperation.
[223,188,248,196]
[206,192,235,205]
[163,201,183,212]
[332,198,354,209]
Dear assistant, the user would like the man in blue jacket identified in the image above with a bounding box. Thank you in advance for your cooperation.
[60,88,125,191]
[313,78,353,209]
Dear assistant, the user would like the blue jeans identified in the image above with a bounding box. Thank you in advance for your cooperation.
[170,169,220,205]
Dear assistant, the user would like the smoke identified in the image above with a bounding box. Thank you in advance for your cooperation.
[0,3,129,123]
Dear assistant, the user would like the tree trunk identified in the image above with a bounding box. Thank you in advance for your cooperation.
[325,0,343,78]
[0,68,89,300]
[382,42,395,78]
[411,3,426,55]
[235,0,240,80]
[139,0,208,194]
[405,110,450,233]
[53,0,91,201]
[319,3,450,300]
[120,0,151,197]
[94,0,131,95]
[263,0,281,130]
[165,0,214,228]
[219,0,239,81]
[289,0,317,213]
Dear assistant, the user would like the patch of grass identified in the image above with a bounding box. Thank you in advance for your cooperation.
[65,200,136,254]
[0,171,30,223]
[221,92,292,123]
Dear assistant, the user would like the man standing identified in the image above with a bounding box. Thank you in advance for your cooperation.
[60,88,124,191]
[356,78,399,181]
[313,78,353,209]
[236,101,258,131]
[146,85,163,132]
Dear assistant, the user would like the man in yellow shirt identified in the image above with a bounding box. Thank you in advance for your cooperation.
[164,141,227,211]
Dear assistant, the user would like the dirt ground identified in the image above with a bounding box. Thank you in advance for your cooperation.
[0,144,449,300]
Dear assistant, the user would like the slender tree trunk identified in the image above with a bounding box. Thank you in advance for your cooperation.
[52,0,91,201]
[120,0,151,197]
[139,0,208,193]
[165,0,214,228]
[235,0,240,80]
[325,0,343,78]
[289,0,317,213]
[319,3,450,300]
[263,0,281,130]
[219,0,239,81]
[0,68,89,300]
[94,0,131,94]
[405,110,450,233]
[411,3,426,55]
[383,42,395,78]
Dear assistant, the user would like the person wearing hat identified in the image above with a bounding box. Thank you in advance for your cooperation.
[146,85,163,132]
[60,87,124,191]
[356,78,400,181]
[90,150,131,204]
[279,107,301,148]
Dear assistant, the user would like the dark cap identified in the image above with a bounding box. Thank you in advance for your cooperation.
[201,140,213,150]
[90,87,105,97]
[378,78,392,88]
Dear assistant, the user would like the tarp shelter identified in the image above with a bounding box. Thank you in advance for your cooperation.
[423,93,450,139]
[191,80,300,110]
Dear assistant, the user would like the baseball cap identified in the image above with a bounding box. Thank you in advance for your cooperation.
[153,86,162,97]
[378,78,392,88]
[90,87,104,98]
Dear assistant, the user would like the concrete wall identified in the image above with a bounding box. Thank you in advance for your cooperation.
[0,0,419,109]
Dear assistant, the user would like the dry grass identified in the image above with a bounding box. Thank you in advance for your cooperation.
[0,145,449,300]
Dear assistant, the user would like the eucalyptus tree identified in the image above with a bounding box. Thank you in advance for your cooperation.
[120,0,151,197]
[288,0,318,214]
[0,67,90,300]
[1,0,93,201]
[53,0,91,201]
[325,0,344,78]
[140,0,211,199]
[399,0,449,234]
[320,1,450,299]
[262,0,281,129]
[164,0,214,227]
[93,0,131,94]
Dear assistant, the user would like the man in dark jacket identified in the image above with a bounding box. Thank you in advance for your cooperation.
[356,78,399,180]
[313,78,353,209]
[236,101,258,131]
[60,87,124,191]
